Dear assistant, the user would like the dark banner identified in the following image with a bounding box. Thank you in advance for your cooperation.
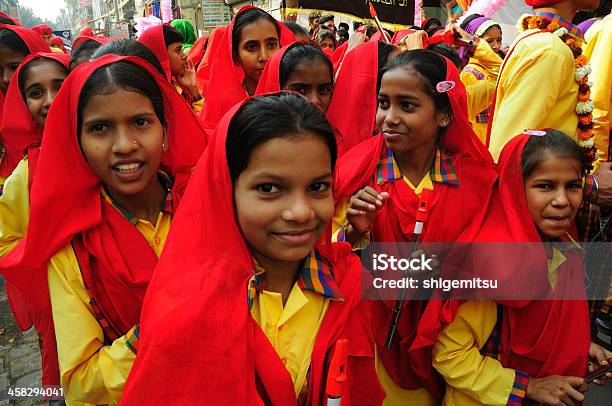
[296,1,439,26]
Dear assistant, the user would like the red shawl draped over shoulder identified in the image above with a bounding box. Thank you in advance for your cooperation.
[197,6,295,134]
[482,134,589,377]
[195,26,225,96]
[326,40,380,157]
[121,93,384,405]
[0,24,50,177]
[0,55,205,387]
[334,57,497,397]
[187,34,208,67]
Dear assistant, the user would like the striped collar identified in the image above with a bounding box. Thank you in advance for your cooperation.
[533,11,585,41]
[101,171,173,225]
[248,249,344,310]
[376,145,459,187]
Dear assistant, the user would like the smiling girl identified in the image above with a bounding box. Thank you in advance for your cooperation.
[333,50,497,404]
[198,6,295,134]
[0,55,205,405]
[122,92,383,404]
[256,42,334,113]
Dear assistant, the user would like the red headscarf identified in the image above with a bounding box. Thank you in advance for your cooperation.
[71,33,116,51]
[254,44,291,94]
[50,36,67,53]
[326,40,380,157]
[0,53,69,177]
[32,24,52,37]
[198,6,295,134]
[195,26,226,95]
[0,12,19,25]
[525,0,564,5]
[0,55,205,387]
[334,55,496,395]
[138,23,174,81]
[331,41,348,71]
[79,27,94,37]
[122,93,384,404]
[187,33,208,67]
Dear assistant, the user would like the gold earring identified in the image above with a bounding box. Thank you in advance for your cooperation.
[132,140,137,144]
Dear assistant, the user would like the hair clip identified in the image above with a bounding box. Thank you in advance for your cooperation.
[436,80,455,93]
[523,129,547,137]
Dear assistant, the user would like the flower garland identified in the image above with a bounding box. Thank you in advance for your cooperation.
[517,14,598,169]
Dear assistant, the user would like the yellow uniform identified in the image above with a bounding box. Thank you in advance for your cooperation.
[0,158,29,257]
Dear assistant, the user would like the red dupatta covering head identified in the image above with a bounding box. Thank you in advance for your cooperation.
[198,6,295,132]
[326,40,380,157]
[254,44,290,94]
[334,55,496,395]
[195,26,225,95]
[0,55,205,385]
[480,133,590,377]
[50,37,67,53]
[122,93,384,404]
[187,33,208,67]
[138,23,173,81]
[71,33,116,51]
[32,24,52,38]
[0,52,69,177]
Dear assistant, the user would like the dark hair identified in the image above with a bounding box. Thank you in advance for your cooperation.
[162,25,183,47]
[338,22,349,31]
[423,18,442,32]
[316,29,336,47]
[521,129,586,181]
[70,39,102,70]
[18,57,69,102]
[308,12,321,24]
[226,92,337,183]
[427,42,461,69]
[279,43,333,88]
[337,29,349,43]
[232,8,280,62]
[376,42,398,93]
[283,21,309,40]
[77,61,165,137]
[92,39,165,76]
[319,15,335,25]
[353,21,363,31]
[379,50,451,115]
[0,28,30,55]
[460,13,484,31]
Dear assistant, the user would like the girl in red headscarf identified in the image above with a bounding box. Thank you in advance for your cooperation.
[32,24,53,45]
[198,6,295,134]
[69,32,116,70]
[0,55,205,404]
[50,36,67,53]
[121,92,384,405]
[432,129,611,406]
[139,23,203,112]
[256,42,334,113]
[334,50,497,404]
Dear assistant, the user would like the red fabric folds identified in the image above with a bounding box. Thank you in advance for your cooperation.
[71,33,116,51]
[0,55,205,387]
[334,57,496,396]
[31,24,52,37]
[121,94,383,404]
[195,26,225,95]
[187,34,208,67]
[198,6,295,133]
[254,44,290,94]
[138,23,173,81]
[326,40,380,157]
[0,12,19,25]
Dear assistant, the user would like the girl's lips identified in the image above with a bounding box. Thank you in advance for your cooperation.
[112,162,145,182]
[272,230,315,245]
[382,131,405,142]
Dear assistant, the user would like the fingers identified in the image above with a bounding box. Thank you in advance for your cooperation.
[564,382,585,403]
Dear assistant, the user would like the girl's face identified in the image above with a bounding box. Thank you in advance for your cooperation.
[524,153,583,239]
[234,134,334,271]
[376,66,449,155]
[167,41,186,77]
[282,59,333,113]
[481,26,502,54]
[0,46,25,93]
[24,60,67,128]
[319,37,335,51]
[237,19,280,84]
[79,88,166,201]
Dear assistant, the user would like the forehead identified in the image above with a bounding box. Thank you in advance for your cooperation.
[482,26,502,38]
[0,46,26,63]
[82,89,155,118]
[24,60,67,84]
[379,66,429,97]
[285,60,332,85]
[527,153,583,180]
[239,19,278,43]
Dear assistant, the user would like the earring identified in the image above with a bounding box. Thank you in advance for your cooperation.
[162,143,166,150]
[440,120,449,127]
[132,140,137,144]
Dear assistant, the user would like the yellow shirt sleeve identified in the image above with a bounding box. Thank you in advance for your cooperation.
[472,40,503,81]
[433,301,520,406]
[0,158,29,257]
[489,33,577,160]
[48,245,136,406]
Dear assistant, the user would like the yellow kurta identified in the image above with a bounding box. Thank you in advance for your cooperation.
[250,283,329,397]
[0,158,29,257]
[48,197,171,406]
[489,29,578,160]
[583,15,611,166]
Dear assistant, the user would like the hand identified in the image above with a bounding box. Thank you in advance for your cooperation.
[400,31,427,51]
[347,32,368,53]
[347,187,390,234]
[526,375,586,405]
[446,24,473,47]
[593,162,612,208]
[177,59,200,99]
[588,342,612,385]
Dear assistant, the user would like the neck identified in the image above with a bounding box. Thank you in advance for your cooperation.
[393,141,438,186]
[243,77,258,96]
[254,254,302,305]
[106,176,165,226]
[535,3,578,22]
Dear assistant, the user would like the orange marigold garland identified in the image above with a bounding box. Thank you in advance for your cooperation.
[518,14,598,169]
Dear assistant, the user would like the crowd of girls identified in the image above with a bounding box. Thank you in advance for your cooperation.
[0,4,610,405]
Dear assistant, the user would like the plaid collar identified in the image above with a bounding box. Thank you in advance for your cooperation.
[248,249,344,310]
[533,11,585,41]
[101,171,173,225]
[376,145,459,187]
